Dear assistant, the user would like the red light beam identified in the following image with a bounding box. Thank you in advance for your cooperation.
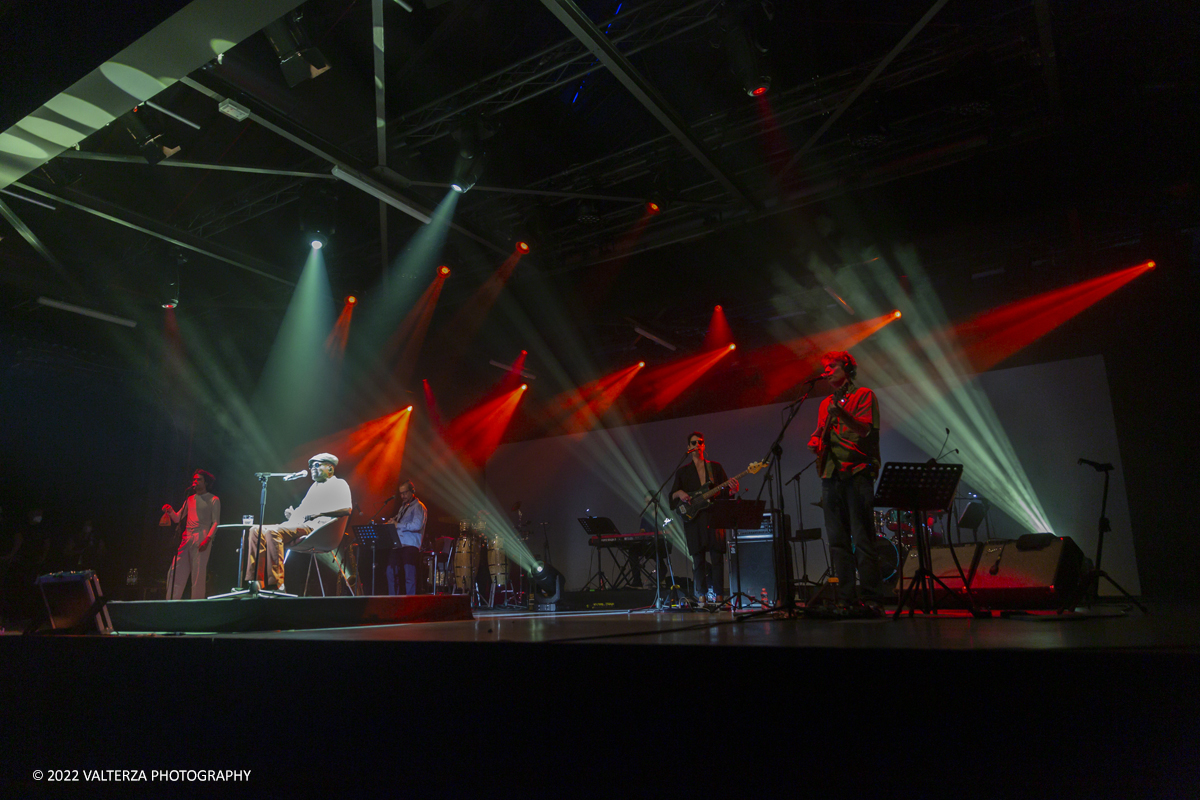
[950,260,1155,373]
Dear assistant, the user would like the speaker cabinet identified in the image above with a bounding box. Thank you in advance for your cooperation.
[35,571,112,633]
[969,536,1084,608]
[729,536,776,604]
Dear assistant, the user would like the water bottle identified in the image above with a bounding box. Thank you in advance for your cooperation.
[760,587,768,607]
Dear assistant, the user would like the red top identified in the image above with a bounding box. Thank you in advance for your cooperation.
[808,385,880,479]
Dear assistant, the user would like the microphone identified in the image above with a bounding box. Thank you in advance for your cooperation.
[934,428,951,461]
[818,365,834,379]
[687,445,700,454]
[282,470,308,481]
[1078,458,1114,472]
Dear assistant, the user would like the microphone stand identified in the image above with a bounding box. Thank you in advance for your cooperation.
[739,378,820,621]
[211,472,299,599]
[1057,460,1147,614]
[786,458,825,593]
[643,451,695,610]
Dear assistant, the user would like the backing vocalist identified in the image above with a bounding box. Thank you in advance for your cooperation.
[160,469,220,600]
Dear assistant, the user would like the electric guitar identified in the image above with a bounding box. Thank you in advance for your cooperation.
[814,384,852,474]
[673,461,769,521]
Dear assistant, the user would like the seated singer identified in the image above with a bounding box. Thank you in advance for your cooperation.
[386,480,427,595]
[244,452,353,593]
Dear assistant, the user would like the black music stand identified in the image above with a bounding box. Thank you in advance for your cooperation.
[578,517,625,590]
[708,499,766,611]
[354,523,396,595]
[873,462,976,619]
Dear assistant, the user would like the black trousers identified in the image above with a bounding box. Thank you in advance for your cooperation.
[685,516,725,596]
[822,470,886,600]
[386,546,422,595]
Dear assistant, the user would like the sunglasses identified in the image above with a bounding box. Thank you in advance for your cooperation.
[689,439,703,445]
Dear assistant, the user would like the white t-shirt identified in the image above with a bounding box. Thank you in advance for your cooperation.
[291,477,352,527]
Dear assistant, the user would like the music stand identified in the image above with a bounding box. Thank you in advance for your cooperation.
[708,499,766,611]
[873,462,976,618]
[354,523,396,595]
[578,517,624,590]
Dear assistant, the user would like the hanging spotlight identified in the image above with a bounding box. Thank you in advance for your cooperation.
[646,200,661,215]
[346,295,358,305]
[718,3,773,98]
[120,108,180,165]
[515,241,530,254]
[262,11,331,88]
[300,184,337,251]
[162,251,184,308]
[438,265,451,277]
[450,115,493,193]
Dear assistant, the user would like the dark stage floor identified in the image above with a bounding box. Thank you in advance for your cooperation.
[3,601,1197,798]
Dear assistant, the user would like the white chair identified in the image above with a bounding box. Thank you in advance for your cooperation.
[287,517,353,596]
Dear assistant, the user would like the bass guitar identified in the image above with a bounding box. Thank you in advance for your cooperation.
[673,461,769,521]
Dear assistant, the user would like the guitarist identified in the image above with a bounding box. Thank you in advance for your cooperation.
[670,432,736,605]
[806,351,886,603]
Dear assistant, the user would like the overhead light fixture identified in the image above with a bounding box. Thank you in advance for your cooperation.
[217,98,251,122]
[262,11,331,88]
[438,265,451,277]
[120,108,180,165]
[720,6,773,98]
[346,295,357,305]
[450,115,492,194]
[332,166,431,225]
[515,241,530,254]
[646,200,661,215]
[630,320,677,352]
[300,183,336,251]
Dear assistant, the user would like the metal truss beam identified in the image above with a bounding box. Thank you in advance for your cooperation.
[385,0,719,152]
[14,181,295,286]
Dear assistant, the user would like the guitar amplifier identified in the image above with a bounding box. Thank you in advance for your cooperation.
[728,513,789,604]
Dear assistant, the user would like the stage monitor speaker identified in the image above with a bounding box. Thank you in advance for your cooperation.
[899,543,982,600]
[729,530,776,604]
[34,571,112,634]
[969,535,1084,608]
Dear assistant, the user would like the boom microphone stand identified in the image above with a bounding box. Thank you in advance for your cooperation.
[645,450,695,610]
[737,377,821,621]
[1058,459,1148,614]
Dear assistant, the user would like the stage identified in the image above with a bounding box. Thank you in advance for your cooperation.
[3,598,1197,797]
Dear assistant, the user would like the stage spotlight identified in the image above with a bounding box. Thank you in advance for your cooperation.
[300,184,336,252]
[346,295,357,305]
[728,343,736,351]
[515,241,530,254]
[532,561,564,604]
[893,310,902,318]
[720,7,772,98]
[263,11,331,87]
[438,265,451,277]
[120,108,180,165]
[310,234,328,249]
[638,361,645,368]
[646,200,661,215]
[450,115,492,193]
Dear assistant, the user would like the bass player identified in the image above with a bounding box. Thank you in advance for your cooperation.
[670,431,737,605]
[807,351,887,603]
